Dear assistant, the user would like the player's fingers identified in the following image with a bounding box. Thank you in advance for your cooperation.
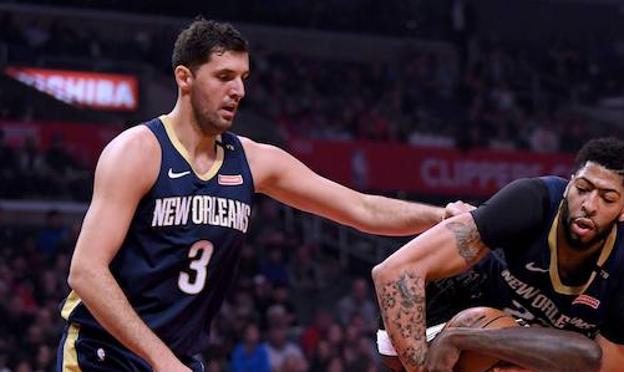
[444,201,476,219]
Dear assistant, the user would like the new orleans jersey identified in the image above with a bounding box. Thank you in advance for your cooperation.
[471,176,624,345]
[60,115,255,356]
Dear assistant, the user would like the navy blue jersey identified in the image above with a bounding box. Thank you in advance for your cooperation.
[472,176,624,344]
[60,116,255,356]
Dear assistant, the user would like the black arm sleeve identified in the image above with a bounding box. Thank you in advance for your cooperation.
[470,178,550,250]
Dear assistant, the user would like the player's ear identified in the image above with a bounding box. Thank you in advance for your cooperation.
[618,209,624,223]
[174,65,193,93]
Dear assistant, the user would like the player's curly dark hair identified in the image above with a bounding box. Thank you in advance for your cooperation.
[171,16,248,73]
[575,137,624,175]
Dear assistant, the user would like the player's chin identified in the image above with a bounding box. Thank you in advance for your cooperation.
[218,118,235,130]
[209,119,233,135]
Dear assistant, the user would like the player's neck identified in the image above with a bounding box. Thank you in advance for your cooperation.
[166,106,218,160]
[556,228,603,284]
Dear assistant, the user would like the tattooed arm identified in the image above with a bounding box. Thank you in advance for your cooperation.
[372,213,489,371]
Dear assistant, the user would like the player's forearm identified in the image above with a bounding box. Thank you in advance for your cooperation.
[444,327,602,372]
[68,265,177,368]
[360,194,444,236]
[372,264,428,372]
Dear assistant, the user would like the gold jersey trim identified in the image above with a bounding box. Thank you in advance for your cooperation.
[61,290,82,320]
[62,323,82,371]
[548,206,616,295]
[159,115,224,181]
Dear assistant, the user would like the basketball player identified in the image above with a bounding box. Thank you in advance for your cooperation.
[372,137,624,371]
[56,18,470,371]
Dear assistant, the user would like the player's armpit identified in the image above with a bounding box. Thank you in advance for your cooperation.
[595,335,624,372]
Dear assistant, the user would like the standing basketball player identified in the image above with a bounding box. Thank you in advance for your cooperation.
[373,138,624,372]
[56,18,469,371]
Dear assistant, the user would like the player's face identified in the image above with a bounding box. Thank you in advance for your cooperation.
[562,162,624,250]
[189,51,249,135]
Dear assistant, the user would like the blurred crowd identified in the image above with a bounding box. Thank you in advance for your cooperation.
[0,198,385,372]
[0,130,91,201]
[1,7,622,165]
[245,39,622,154]
[4,0,459,38]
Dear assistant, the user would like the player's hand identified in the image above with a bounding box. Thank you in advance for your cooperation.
[426,329,461,372]
[443,200,476,220]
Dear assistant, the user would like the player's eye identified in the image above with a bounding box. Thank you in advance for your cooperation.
[217,73,231,81]
[576,186,588,194]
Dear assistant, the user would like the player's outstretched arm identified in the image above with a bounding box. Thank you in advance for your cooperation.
[428,326,602,372]
[371,212,490,371]
[241,137,469,236]
[67,127,190,372]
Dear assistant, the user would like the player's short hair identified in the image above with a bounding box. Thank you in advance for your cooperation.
[575,137,624,176]
[171,17,248,73]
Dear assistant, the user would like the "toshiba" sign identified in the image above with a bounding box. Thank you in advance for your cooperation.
[5,66,139,111]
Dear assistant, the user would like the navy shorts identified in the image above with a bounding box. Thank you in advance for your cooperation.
[56,323,204,372]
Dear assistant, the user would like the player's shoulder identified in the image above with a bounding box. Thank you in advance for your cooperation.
[236,135,258,150]
[95,124,161,193]
[104,124,160,158]
[236,135,293,190]
[537,175,568,191]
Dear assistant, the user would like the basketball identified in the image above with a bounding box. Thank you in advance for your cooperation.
[443,307,519,372]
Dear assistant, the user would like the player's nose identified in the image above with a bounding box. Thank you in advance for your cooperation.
[581,192,599,216]
[229,77,245,100]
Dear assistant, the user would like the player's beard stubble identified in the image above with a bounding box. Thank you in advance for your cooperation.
[190,90,234,136]
[560,198,615,251]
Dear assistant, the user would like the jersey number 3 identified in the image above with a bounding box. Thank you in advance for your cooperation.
[178,240,214,295]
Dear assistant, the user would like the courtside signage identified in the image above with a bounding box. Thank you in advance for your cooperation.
[289,138,575,196]
[4,66,138,111]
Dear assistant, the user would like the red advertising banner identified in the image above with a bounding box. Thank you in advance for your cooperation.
[0,120,122,167]
[4,66,139,111]
[288,138,575,197]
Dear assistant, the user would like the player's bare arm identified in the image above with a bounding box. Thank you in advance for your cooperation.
[240,137,468,235]
[428,325,602,372]
[67,126,190,372]
[371,213,490,371]
[595,335,624,372]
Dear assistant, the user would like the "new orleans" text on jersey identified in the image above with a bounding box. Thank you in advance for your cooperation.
[151,196,251,232]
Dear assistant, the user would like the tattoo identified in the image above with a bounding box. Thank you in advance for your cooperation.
[445,220,486,265]
[377,271,428,367]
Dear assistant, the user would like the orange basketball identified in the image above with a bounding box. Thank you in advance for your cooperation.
[443,307,519,372]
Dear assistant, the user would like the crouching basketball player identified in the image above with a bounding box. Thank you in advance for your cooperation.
[373,138,624,372]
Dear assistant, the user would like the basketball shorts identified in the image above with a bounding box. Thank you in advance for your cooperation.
[56,323,205,372]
